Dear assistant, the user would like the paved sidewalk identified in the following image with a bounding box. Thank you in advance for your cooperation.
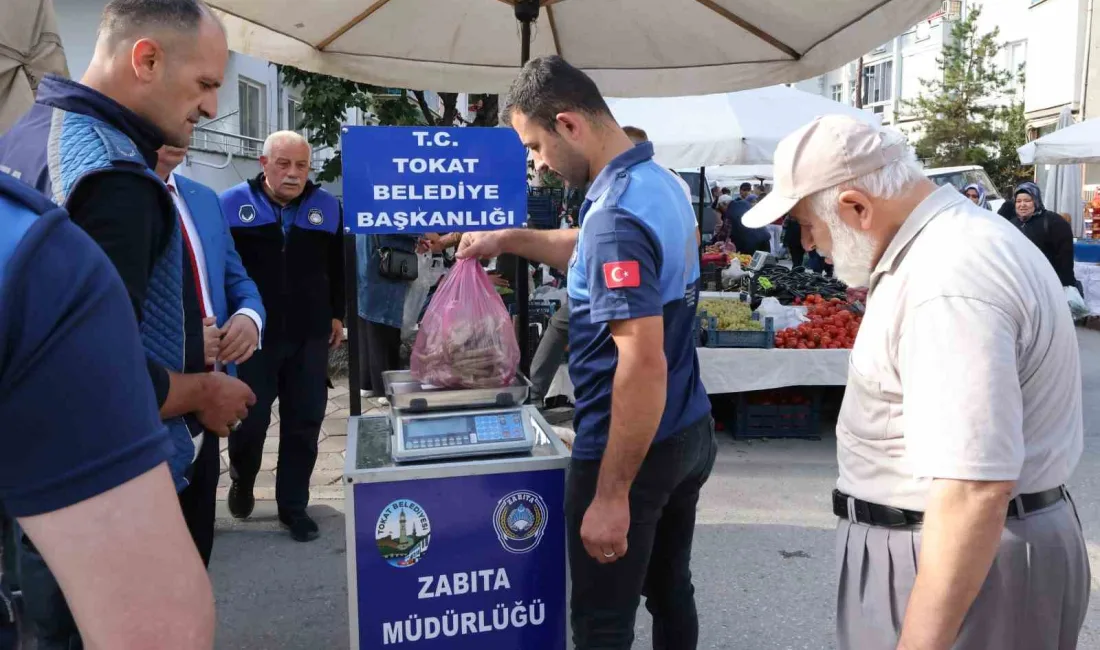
[215,379,381,501]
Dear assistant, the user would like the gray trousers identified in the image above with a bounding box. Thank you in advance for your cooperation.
[837,497,1090,650]
[529,302,570,403]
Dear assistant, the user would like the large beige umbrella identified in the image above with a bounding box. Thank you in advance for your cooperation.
[206,0,938,391]
[0,0,69,133]
[207,0,941,97]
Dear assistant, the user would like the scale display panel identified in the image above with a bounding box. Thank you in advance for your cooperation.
[391,407,535,462]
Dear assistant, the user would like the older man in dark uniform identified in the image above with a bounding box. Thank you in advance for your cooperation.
[220,131,345,542]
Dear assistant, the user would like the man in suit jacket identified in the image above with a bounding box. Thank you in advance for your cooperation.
[157,145,265,566]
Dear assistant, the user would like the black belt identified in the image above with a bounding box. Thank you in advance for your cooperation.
[832,486,1067,528]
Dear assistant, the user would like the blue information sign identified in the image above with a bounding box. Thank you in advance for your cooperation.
[352,469,566,649]
[342,126,528,235]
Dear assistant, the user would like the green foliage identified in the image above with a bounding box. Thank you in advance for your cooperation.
[276,65,372,182]
[988,101,1034,195]
[905,4,1033,194]
[276,66,461,182]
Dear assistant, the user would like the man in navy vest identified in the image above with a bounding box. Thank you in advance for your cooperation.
[0,1,253,646]
[220,131,345,542]
[157,144,265,566]
[0,173,215,649]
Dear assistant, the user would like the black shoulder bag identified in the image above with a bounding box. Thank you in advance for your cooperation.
[375,236,419,282]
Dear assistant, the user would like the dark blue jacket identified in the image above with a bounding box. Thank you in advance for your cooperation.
[220,176,345,342]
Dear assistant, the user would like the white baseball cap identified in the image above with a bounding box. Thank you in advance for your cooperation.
[742,115,908,228]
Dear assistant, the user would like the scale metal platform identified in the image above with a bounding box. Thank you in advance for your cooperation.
[383,370,538,462]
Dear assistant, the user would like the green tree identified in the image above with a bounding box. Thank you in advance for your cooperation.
[276,65,467,182]
[905,4,1032,193]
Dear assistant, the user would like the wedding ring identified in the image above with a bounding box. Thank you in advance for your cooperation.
[229,419,243,432]
[603,551,616,558]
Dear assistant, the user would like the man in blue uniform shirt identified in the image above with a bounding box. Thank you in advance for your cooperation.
[460,56,716,650]
[0,173,214,648]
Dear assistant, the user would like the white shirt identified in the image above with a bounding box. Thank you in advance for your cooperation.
[836,186,1083,511]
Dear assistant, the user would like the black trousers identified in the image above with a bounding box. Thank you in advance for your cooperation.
[178,433,220,566]
[357,317,402,395]
[229,336,328,513]
[19,536,78,650]
[565,417,717,650]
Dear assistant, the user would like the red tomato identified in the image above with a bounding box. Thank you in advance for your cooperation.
[797,342,807,349]
[806,341,817,349]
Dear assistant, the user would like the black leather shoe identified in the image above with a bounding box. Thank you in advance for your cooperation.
[227,480,255,519]
[279,510,320,542]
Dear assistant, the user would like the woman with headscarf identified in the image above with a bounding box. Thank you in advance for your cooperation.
[1011,182,1077,288]
[962,183,991,210]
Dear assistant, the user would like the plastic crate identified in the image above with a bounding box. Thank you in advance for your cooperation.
[701,313,774,348]
[732,389,821,440]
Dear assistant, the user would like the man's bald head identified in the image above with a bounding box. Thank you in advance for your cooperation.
[84,0,228,147]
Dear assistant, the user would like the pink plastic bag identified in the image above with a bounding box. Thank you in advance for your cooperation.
[410,258,521,389]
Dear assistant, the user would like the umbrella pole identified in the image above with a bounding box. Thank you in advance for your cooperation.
[344,233,362,417]
[514,0,539,378]
[696,166,706,235]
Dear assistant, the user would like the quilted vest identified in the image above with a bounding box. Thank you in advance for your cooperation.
[0,105,194,491]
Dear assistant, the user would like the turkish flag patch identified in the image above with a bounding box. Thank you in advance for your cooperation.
[603,261,641,289]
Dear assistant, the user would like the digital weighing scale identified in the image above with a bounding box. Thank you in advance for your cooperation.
[383,370,538,462]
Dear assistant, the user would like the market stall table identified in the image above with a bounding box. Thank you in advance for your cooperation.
[546,348,850,401]
[1075,261,1100,316]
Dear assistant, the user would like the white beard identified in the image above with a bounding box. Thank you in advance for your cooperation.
[819,215,877,289]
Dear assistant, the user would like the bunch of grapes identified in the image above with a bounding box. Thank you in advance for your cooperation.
[697,298,762,331]
[775,295,861,349]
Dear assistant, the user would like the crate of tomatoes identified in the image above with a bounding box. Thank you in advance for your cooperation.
[774,294,861,349]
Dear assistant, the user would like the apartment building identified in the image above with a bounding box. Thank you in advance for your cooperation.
[51,0,468,196]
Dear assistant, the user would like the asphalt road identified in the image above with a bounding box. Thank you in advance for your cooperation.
[209,328,1100,649]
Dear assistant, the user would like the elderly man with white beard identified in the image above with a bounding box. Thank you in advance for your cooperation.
[743,115,1090,650]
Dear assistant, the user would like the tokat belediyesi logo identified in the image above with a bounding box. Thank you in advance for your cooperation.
[376,499,431,568]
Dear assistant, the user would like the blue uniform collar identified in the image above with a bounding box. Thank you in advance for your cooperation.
[585,141,654,203]
[35,75,165,169]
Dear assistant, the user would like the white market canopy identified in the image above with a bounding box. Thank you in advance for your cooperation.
[607,85,880,168]
[1018,116,1100,165]
[207,0,942,97]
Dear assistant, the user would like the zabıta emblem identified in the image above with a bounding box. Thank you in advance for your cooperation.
[376,499,431,568]
[307,208,324,225]
[493,490,548,554]
[238,204,256,223]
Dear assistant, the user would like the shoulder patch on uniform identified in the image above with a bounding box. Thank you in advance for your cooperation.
[239,204,256,223]
[91,124,144,165]
[307,207,324,225]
